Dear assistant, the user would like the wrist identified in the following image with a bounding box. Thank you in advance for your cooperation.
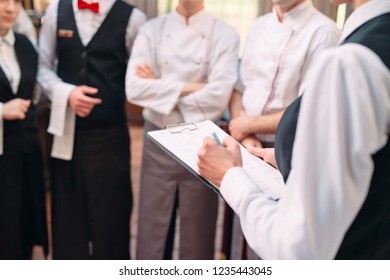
[181,83,191,97]
[247,115,259,134]
[230,109,242,119]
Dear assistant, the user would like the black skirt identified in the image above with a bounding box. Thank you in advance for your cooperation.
[0,147,48,260]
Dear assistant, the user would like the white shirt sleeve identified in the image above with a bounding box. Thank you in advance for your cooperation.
[125,20,186,115]
[234,19,260,95]
[299,27,341,94]
[37,0,76,160]
[37,0,76,102]
[37,0,75,132]
[125,8,147,54]
[221,44,390,259]
[178,26,240,122]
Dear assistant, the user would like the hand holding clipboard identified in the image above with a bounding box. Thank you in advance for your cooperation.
[146,120,285,199]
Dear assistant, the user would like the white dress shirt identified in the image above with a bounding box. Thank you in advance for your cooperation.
[0,30,21,156]
[126,9,239,128]
[221,0,390,259]
[238,0,340,143]
[38,0,146,160]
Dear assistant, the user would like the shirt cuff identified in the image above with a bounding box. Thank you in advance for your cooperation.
[162,82,186,115]
[157,81,185,115]
[220,167,261,216]
[47,82,75,136]
[0,103,3,156]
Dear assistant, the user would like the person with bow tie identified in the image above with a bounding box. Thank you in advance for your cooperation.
[0,0,48,259]
[38,0,146,259]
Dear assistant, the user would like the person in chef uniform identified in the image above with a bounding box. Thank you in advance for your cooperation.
[197,0,390,259]
[126,0,239,259]
[38,0,146,259]
[0,0,48,259]
[227,0,340,259]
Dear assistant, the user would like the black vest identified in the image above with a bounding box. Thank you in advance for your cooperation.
[0,33,39,155]
[275,13,390,259]
[57,0,133,125]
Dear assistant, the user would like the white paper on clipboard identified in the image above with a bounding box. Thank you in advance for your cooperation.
[146,119,285,200]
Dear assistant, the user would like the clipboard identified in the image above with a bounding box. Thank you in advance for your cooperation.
[146,119,285,199]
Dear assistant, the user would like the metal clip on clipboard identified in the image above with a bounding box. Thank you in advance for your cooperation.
[164,122,198,134]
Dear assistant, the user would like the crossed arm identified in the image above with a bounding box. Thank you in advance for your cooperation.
[229,90,284,145]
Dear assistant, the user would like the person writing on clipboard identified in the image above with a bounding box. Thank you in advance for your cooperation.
[198,0,390,259]
[126,0,239,259]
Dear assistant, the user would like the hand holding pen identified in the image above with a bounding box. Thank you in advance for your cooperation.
[211,131,223,146]
[197,133,243,187]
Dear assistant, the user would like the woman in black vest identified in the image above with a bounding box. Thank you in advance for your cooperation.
[0,0,48,259]
[197,0,390,259]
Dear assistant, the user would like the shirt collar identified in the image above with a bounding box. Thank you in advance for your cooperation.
[73,0,115,15]
[273,0,313,26]
[173,8,207,26]
[0,29,15,47]
[339,0,390,43]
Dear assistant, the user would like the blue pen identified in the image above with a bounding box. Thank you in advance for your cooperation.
[211,132,223,146]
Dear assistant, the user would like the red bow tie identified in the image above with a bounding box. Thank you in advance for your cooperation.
[78,0,99,14]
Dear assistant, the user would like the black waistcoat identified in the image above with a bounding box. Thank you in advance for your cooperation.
[0,33,39,154]
[57,0,133,125]
[274,13,390,259]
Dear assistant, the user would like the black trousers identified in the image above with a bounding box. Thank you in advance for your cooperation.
[51,123,132,259]
[0,148,48,260]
